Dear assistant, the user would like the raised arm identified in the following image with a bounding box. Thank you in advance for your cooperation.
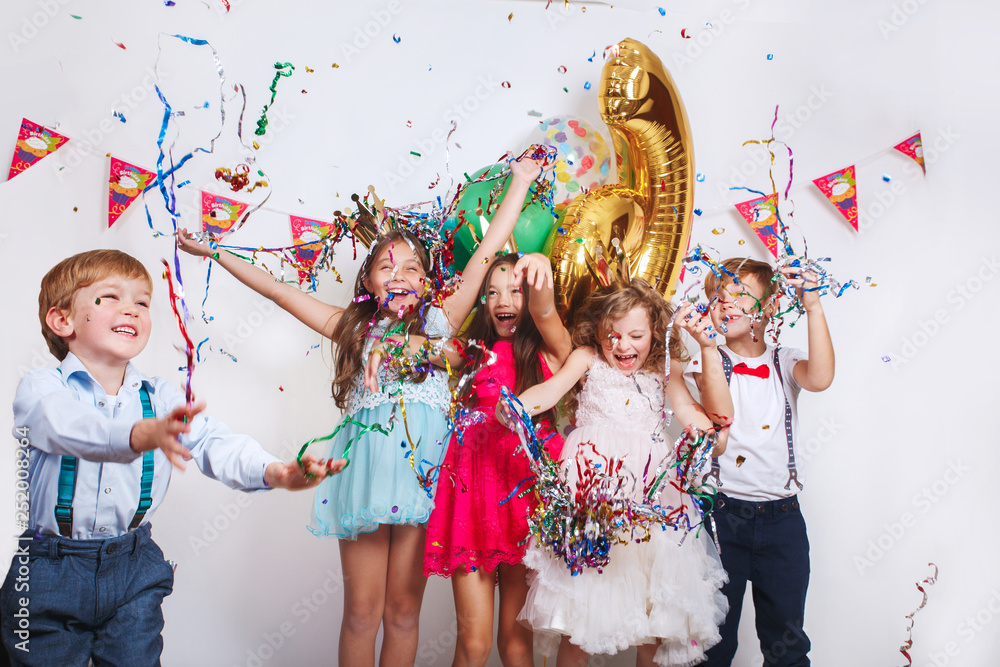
[667,358,727,456]
[177,228,344,339]
[441,156,549,331]
[675,302,733,426]
[515,252,572,370]
[783,265,835,392]
[497,346,593,426]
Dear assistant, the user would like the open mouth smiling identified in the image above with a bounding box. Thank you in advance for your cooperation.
[112,326,137,337]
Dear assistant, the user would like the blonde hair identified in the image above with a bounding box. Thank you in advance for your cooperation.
[703,257,778,310]
[39,249,152,360]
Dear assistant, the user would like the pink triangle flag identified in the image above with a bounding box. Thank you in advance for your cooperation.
[289,215,334,286]
[893,132,925,175]
[812,166,859,231]
[7,118,70,181]
[733,193,781,258]
[108,157,157,228]
[202,191,249,237]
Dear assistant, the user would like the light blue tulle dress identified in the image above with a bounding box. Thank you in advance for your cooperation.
[309,307,451,539]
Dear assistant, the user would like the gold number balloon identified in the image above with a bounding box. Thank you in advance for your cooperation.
[549,38,694,319]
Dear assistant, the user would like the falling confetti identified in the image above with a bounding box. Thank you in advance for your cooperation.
[502,81,511,89]
[304,66,314,73]
[735,455,746,467]
[883,173,892,182]
[681,29,690,38]
[558,65,567,73]
[112,39,126,50]
[658,7,666,16]
[393,34,401,43]
[711,227,725,235]
[696,172,705,182]
[767,54,773,60]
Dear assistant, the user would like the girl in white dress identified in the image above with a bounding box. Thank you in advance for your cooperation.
[500,279,732,667]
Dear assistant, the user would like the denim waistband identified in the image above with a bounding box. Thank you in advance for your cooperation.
[23,522,153,559]
[714,493,800,518]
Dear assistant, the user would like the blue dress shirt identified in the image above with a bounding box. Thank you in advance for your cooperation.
[12,353,280,539]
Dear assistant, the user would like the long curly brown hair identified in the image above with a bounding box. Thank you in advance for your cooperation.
[566,278,686,414]
[459,253,552,423]
[330,230,433,410]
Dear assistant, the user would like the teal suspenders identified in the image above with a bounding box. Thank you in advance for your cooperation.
[54,385,156,537]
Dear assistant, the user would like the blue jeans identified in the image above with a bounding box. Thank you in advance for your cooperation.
[0,523,174,667]
[702,494,811,667]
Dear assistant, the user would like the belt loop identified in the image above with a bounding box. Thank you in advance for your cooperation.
[48,538,58,559]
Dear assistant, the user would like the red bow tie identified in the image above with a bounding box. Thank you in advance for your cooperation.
[732,362,770,379]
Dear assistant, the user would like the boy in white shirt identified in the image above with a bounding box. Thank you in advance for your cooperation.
[1,249,343,666]
[686,258,834,667]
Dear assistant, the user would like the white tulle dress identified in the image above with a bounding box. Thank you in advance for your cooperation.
[518,355,728,666]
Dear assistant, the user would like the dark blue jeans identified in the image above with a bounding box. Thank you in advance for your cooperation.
[0,523,174,667]
[702,494,811,667]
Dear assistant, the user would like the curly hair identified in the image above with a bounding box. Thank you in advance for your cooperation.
[566,278,685,415]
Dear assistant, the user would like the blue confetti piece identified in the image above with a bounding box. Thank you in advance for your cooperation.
[882,173,891,182]
[584,81,591,90]
[177,180,190,188]
[881,355,891,363]
[164,0,175,5]
[658,7,666,16]
[393,34,401,44]
[696,172,705,182]
[694,208,702,216]
[587,50,596,62]
[767,54,773,60]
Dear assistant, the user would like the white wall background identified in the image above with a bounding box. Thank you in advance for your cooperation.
[1,1,996,665]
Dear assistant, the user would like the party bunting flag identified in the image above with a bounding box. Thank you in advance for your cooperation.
[108,157,157,228]
[893,132,925,175]
[7,118,70,181]
[733,194,781,258]
[812,166,859,231]
[201,191,249,236]
[289,215,333,287]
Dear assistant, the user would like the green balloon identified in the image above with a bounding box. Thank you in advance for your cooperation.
[440,165,556,275]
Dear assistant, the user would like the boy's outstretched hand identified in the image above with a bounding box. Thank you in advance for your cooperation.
[265,455,347,490]
[130,402,205,470]
[675,301,717,348]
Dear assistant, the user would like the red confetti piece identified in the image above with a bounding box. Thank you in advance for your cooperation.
[501,81,511,89]
[219,0,230,12]
[112,39,126,50]
[557,65,567,73]
[899,563,938,667]
[681,29,690,38]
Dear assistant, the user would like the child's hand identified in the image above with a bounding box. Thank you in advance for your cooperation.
[265,454,347,490]
[512,253,554,291]
[129,402,206,470]
[495,400,516,430]
[780,261,821,310]
[176,228,215,258]
[509,153,551,185]
[363,336,405,393]
[675,302,717,348]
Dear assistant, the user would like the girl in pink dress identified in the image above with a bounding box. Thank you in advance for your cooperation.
[425,252,572,666]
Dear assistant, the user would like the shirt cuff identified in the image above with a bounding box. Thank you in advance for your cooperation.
[108,418,143,463]
[255,454,283,490]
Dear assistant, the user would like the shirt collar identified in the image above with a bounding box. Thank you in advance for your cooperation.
[59,352,154,395]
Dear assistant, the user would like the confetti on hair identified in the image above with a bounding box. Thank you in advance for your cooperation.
[898,563,938,666]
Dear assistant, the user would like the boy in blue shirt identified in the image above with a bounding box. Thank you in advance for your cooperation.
[686,258,834,666]
[1,249,343,666]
